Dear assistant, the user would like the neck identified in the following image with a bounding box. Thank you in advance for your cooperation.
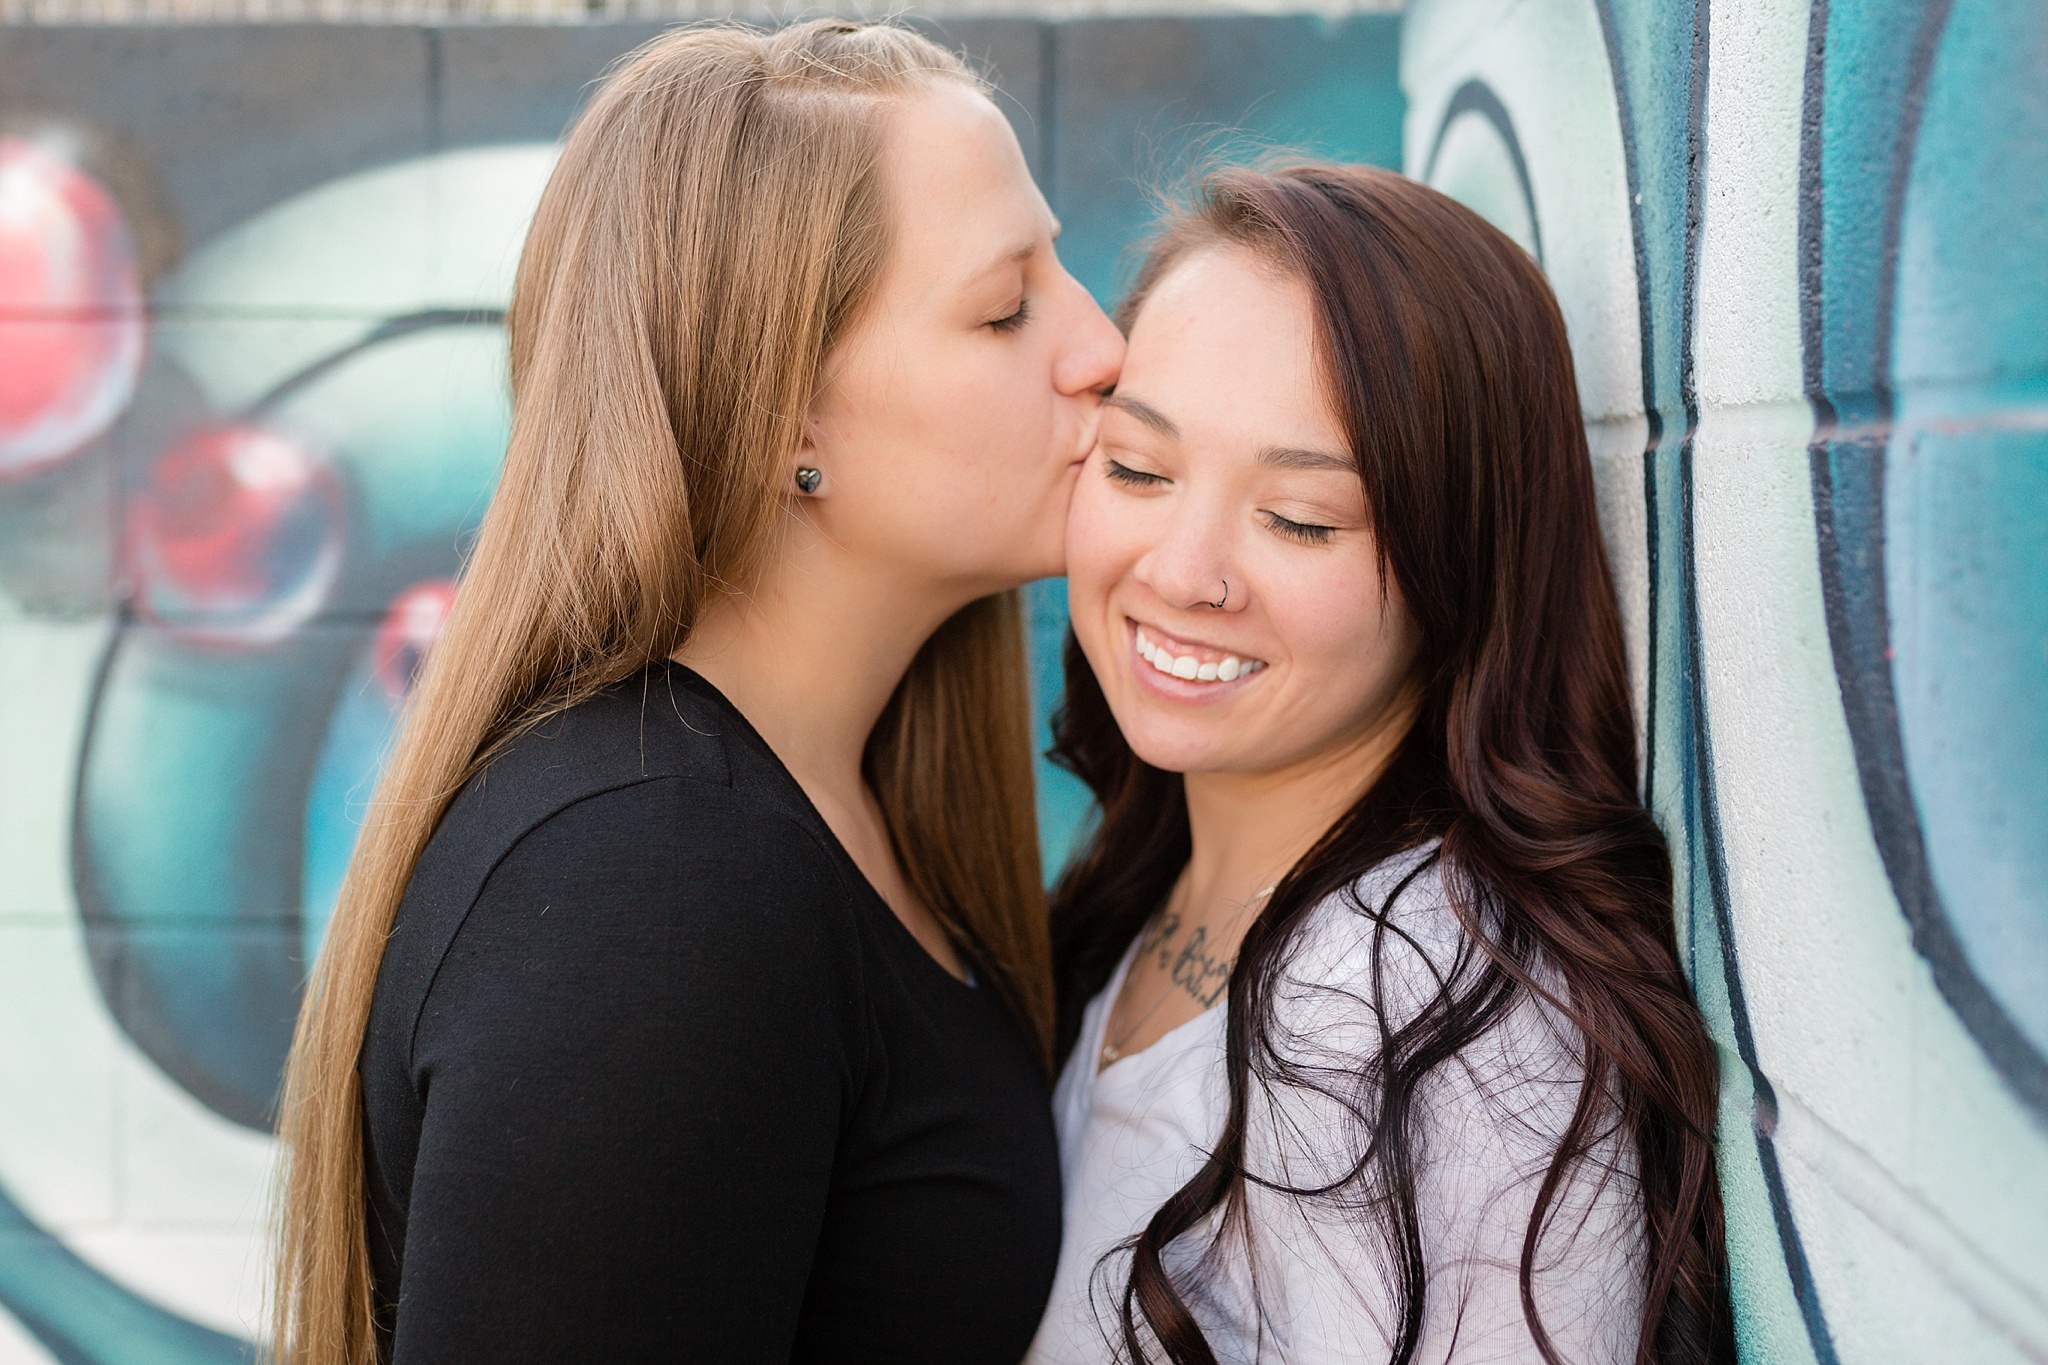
[1177,683,1422,917]
[673,515,970,801]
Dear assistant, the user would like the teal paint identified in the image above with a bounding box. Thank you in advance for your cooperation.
[3,8,2043,1360]
[1409,1,2048,1360]
[0,1186,249,1365]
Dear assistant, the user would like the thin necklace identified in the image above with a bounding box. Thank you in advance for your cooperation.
[1098,882,1277,1068]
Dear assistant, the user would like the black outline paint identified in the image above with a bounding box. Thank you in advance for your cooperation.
[1796,0,1831,413]
[1422,79,1545,266]
[1588,0,1667,819]
[249,308,507,418]
[1684,455,1840,1365]
[1800,0,2048,1121]
[71,308,507,1129]
[1676,3,1841,1357]
[1591,0,1841,1357]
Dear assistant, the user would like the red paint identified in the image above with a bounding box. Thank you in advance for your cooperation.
[126,424,345,643]
[0,136,146,480]
[372,579,457,699]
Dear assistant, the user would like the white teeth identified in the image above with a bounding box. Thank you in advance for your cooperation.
[1133,626,1264,683]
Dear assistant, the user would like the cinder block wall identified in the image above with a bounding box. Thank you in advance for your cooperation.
[0,4,2041,1362]
[0,16,1404,1361]
[1403,1,2048,1361]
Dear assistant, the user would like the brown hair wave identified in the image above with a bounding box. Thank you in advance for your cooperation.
[1049,164,1732,1365]
[272,22,1052,1365]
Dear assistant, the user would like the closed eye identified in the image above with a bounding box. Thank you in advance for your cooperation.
[1104,457,1167,488]
[989,297,1032,334]
[1263,511,1335,545]
[1105,456,1171,489]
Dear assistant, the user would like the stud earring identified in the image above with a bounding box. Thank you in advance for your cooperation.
[795,467,822,495]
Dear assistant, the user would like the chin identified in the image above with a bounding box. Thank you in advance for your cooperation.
[1117,711,1233,776]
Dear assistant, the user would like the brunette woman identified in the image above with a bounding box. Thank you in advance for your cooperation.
[271,21,1122,1365]
[1030,165,1731,1365]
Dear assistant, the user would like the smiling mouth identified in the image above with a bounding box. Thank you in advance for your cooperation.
[1134,624,1268,684]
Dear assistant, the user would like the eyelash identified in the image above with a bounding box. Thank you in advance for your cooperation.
[989,298,1032,333]
[1104,458,1165,487]
[1105,459,1337,545]
[1263,512,1335,546]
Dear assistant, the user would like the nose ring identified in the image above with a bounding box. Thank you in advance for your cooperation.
[1204,579,1228,610]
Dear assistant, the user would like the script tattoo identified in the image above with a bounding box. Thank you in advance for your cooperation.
[1170,927,1233,1007]
[1137,908,1182,967]
[1136,909,1234,1009]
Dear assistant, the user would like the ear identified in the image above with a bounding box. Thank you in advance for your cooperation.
[791,415,827,496]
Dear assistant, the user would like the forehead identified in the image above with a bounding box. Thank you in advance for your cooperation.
[1117,246,1343,454]
[877,83,1043,271]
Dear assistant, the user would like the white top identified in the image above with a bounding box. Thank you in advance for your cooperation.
[1025,844,1646,1365]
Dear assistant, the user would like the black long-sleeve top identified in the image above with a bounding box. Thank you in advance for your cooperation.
[358,662,1061,1363]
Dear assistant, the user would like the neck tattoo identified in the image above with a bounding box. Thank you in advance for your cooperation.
[1099,883,1277,1067]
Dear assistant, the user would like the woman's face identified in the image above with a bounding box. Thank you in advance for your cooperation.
[1066,245,1421,779]
[804,82,1125,594]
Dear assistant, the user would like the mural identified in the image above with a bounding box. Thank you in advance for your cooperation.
[0,16,1401,1362]
[3,5,2042,1361]
[1405,1,2048,1362]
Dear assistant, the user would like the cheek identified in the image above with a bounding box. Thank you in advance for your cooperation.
[933,341,1046,447]
[1063,475,1143,610]
[902,350,1059,525]
[1264,560,1414,713]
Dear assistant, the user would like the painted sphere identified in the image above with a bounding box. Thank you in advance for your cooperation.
[0,136,146,479]
[372,578,457,699]
[125,423,345,643]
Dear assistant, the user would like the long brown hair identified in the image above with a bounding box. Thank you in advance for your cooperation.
[1049,164,1732,1364]
[272,22,1051,1365]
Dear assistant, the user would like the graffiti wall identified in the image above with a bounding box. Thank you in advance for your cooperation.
[2,5,2041,1362]
[0,16,1402,1361]
[1404,0,2048,1360]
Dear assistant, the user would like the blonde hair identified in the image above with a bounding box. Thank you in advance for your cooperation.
[271,22,1051,1364]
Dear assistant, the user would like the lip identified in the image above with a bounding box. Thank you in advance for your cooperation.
[1125,617,1269,700]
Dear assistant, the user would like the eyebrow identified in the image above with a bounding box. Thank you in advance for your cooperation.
[970,239,1040,282]
[1102,394,1180,440]
[967,215,1061,284]
[1257,445,1355,472]
[1104,397,1353,471]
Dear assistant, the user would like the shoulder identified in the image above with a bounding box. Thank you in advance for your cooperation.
[375,668,858,1062]
[407,662,836,921]
[1273,842,1462,1020]
[441,664,761,839]
[486,775,846,911]
[1270,844,1580,1065]
[1247,843,1604,1171]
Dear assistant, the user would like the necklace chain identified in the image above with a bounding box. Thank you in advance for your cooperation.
[1099,882,1277,1067]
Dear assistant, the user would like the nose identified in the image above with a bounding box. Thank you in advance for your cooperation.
[1051,272,1126,399]
[1133,497,1244,616]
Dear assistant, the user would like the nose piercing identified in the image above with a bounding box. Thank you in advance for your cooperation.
[795,467,822,495]
[1203,579,1228,610]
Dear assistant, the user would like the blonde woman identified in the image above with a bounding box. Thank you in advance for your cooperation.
[271,21,1123,1365]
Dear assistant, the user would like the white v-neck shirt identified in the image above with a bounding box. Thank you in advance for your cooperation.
[1026,844,1646,1365]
